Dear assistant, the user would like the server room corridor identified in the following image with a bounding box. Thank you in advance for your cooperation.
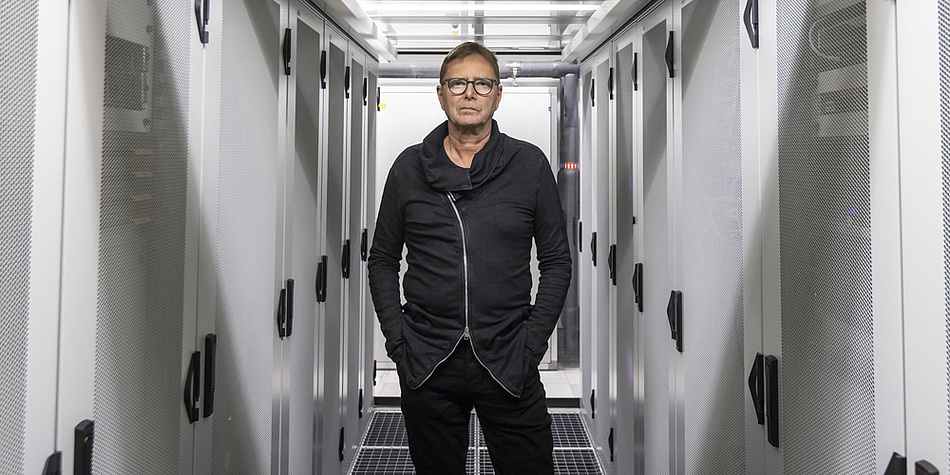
[5,0,950,474]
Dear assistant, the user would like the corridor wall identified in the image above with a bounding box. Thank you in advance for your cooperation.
[2,0,378,473]
[578,0,943,473]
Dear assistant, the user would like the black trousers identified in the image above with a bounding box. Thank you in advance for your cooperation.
[399,342,554,475]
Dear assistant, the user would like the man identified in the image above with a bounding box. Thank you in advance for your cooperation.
[368,42,572,475]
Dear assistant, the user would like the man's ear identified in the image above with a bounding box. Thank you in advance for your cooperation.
[437,85,446,111]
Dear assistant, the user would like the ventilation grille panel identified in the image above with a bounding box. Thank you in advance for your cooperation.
[941,0,950,464]
[353,411,603,474]
[94,0,189,472]
[0,1,38,472]
[681,0,746,472]
[777,1,874,473]
[212,0,281,473]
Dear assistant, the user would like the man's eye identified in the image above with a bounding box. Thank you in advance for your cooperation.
[474,80,491,87]
[450,80,466,87]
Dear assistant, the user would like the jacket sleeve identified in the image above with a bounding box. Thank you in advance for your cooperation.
[367,165,407,360]
[525,157,573,365]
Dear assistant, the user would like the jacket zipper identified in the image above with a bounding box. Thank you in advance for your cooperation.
[435,192,518,397]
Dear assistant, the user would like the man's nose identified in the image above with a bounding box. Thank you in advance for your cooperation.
[463,83,478,98]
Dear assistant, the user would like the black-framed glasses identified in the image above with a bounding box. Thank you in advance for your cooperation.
[443,77,497,96]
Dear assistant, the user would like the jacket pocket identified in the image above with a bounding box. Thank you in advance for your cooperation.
[383,313,406,363]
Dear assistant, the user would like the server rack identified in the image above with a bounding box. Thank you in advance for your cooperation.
[577,0,922,473]
[32,0,376,472]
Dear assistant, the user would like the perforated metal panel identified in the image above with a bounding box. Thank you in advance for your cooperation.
[942,0,950,463]
[213,0,280,473]
[777,1,873,472]
[289,18,322,475]
[680,0,745,473]
[641,17,671,475]
[94,1,189,472]
[0,2,37,473]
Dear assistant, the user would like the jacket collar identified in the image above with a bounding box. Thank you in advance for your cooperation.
[420,120,508,192]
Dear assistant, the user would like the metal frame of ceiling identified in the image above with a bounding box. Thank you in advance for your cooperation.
[314,0,657,62]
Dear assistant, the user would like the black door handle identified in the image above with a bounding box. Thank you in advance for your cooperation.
[316,255,328,303]
[74,420,94,475]
[361,229,368,261]
[339,427,345,461]
[607,67,614,100]
[590,232,597,266]
[342,239,351,279]
[590,78,595,107]
[184,352,201,423]
[320,51,327,89]
[194,0,209,44]
[285,279,295,337]
[884,453,906,475]
[203,334,217,418]
[282,29,292,75]
[632,263,643,312]
[665,32,674,78]
[743,0,759,49]
[590,389,596,419]
[764,355,779,447]
[666,290,682,352]
[608,244,617,285]
[632,53,638,91]
[344,66,351,99]
[276,288,287,339]
[363,78,368,106]
[749,353,764,425]
[915,460,939,475]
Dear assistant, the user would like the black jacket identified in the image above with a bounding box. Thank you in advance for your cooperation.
[368,120,572,397]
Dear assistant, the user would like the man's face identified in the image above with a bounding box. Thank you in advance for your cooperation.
[437,54,502,131]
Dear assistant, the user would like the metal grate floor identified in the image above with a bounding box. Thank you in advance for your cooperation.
[350,411,605,474]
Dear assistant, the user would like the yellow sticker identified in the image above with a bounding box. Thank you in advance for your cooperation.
[379,104,387,110]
